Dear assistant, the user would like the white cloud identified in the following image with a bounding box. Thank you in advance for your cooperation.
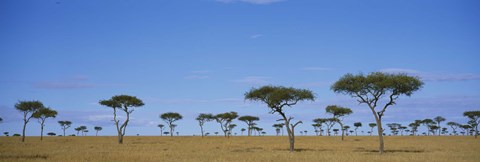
[216,0,285,5]
[380,68,480,82]
[184,75,209,80]
[250,34,263,39]
[233,76,271,85]
[302,67,333,71]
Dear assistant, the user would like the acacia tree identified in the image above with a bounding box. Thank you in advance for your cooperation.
[238,115,259,136]
[245,86,315,152]
[213,111,238,138]
[160,112,183,137]
[332,72,423,154]
[326,105,352,141]
[463,110,480,138]
[434,116,446,136]
[58,121,72,137]
[353,122,362,136]
[196,113,214,137]
[240,128,246,135]
[33,107,58,141]
[74,127,82,136]
[94,126,102,136]
[313,118,326,136]
[79,126,87,136]
[422,119,436,136]
[386,123,401,136]
[15,101,45,142]
[368,123,377,136]
[311,123,321,136]
[324,118,337,136]
[447,122,460,135]
[99,95,144,144]
[409,120,421,136]
[158,124,165,136]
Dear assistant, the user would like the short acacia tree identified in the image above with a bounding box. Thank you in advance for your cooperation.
[332,72,423,154]
[245,86,315,152]
[99,95,145,144]
[238,115,260,136]
[15,100,45,142]
[160,112,183,137]
[353,122,362,136]
[196,113,214,137]
[158,124,165,136]
[94,126,102,136]
[434,116,446,136]
[447,122,460,135]
[325,105,352,141]
[33,107,58,141]
[368,123,377,136]
[58,121,72,137]
[463,110,480,138]
[214,111,238,138]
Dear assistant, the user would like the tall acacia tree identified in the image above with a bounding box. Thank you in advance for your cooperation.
[447,122,460,135]
[326,105,353,141]
[409,120,421,136]
[160,112,183,137]
[15,100,45,142]
[312,118,327,136]
[238,115,259,136]
[245,86,315,152]
[99,95,145,144]
[463,110,480,138]
[196,113,214,137]
[214,111,238,138]
[94,126,102,136]
[33,107,58,141]
[433,116,446,136]
[157,124,165,136]
[332,72,423,154]
[353,122,362,136]
[422,119,436,136]
[58,121,72,137]
[368,123,377,136]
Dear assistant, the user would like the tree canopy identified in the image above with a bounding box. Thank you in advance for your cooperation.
[99,95,144,144]
[331,72,423,154]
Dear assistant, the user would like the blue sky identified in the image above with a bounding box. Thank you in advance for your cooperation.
[1,0,479,136]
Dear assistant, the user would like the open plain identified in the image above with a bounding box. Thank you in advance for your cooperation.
[0,136,478,162]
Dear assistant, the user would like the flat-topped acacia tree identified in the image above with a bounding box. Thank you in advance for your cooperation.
[33,107,58,141]
[214,111,238,138]
[160,112,183,137]
[238,115,260,136]
[15,101,45,142]
[463,110,480,138]
[332,72,423,154]
[99,95,144,144]
[196,113,214,137]
[245,86,315,152]
[325,105,352,141]
[58,121,72,137]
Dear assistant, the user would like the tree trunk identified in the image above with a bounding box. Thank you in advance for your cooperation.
[96,131,98,136]
[376,119,384,154]
[118,134,123,144]
[40,124,44,141]
[369,108,384,154]
[170,126,174,137]
[63,128,66,137]
[475,123,478,139]
[22,121,27,142]
[200,125,204,138]
[339,122,345,141]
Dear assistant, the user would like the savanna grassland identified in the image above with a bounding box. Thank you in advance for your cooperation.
[0,136,478,162]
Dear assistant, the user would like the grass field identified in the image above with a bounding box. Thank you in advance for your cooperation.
[0,136,479,161]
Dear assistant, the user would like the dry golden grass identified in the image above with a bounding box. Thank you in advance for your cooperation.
[0,136,479,162]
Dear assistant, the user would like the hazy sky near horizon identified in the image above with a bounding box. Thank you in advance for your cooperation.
[1,0,479,136]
